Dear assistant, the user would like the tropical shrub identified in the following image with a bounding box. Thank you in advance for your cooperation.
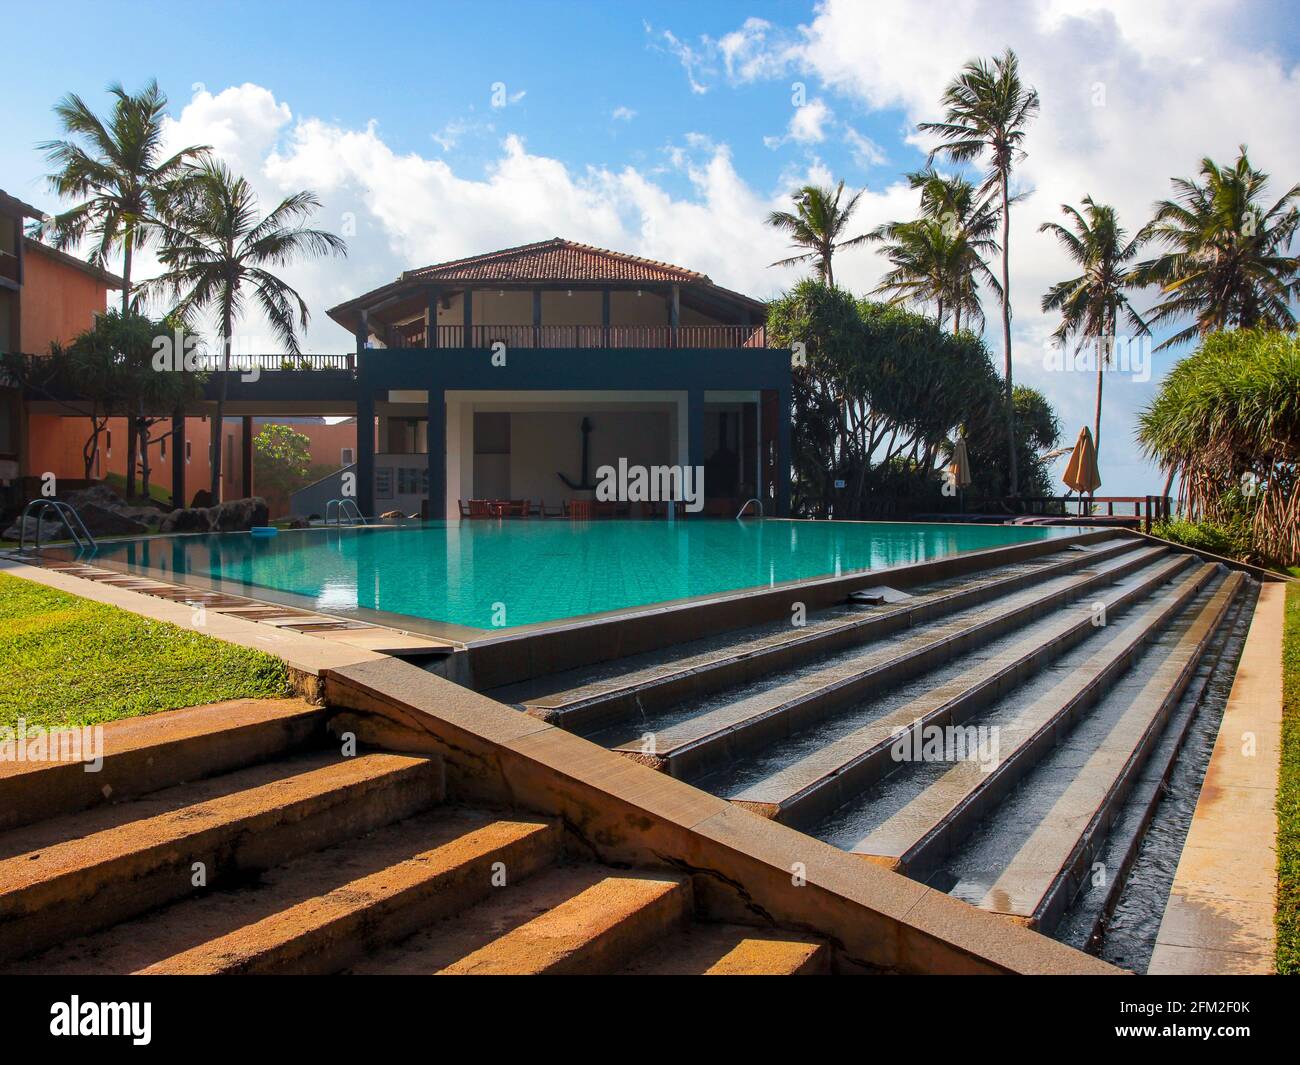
[1138,328,1299,567]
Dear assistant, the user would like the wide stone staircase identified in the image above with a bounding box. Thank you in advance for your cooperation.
[0,699,827,975]
[489,534,1256,940]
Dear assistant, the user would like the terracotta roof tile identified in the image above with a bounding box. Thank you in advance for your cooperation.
[404,238,711,285]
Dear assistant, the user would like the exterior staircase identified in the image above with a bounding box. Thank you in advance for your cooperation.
[490,534,1257,940]
[0,699,827,975]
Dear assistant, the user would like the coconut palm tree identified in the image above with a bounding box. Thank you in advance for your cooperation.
[1039,197,1150,453]
[39,80,209,500]
[766,181,870,288]
[920,49,1039,495]
[147,159,346,500]
[871,170,1001,333]
[1133,146,1300,349]
[38,80,208,315]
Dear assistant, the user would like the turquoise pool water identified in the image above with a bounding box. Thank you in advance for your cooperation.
[76,520,1075,632]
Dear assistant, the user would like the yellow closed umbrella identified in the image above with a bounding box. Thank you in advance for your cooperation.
[1063,425,1101,496]
[948,437,972,489]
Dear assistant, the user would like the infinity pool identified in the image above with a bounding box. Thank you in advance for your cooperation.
[69,520,1075,632]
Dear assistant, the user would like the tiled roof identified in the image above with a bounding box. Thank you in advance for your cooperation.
[404,238,711,285]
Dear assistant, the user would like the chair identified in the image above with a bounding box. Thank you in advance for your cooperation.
[468,499,492,518]
[457,499,470,518]
[566,499,594,519]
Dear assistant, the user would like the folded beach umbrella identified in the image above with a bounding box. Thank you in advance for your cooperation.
[948,436,972,489]
[1062,425,1101,496]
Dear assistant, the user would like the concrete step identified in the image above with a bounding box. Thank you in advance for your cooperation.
[719,553,1197,829]
[0,750,443,963]
[506,538,1145,735]
[0,698,329,832]
[601,545,1174,780]
[350,866,691,975]
[834,562,1219,877]
[1055,583,1256,952]
[2,809,559,975]
[619,923,830,974]
[968,573,1246,932]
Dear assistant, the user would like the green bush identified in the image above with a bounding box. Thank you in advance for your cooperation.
[1150,517,1250,559]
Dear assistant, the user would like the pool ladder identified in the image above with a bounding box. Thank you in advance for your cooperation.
[736,497,764,520]
[17,499,98,554]
[325,498,366,526]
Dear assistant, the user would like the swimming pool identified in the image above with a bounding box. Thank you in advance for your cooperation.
[66,520,1076,632]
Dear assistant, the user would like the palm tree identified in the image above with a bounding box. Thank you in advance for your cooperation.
[1039,197,1150,454]
[1133,146,1300,349]
[871,170,1001,333]
[38,80,208,315]
[148,160,346,500]
[920,49,1039,495]
[766,181,870,288]
[39,80,208,500]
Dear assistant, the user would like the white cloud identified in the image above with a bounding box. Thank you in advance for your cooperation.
[844,127,888,168]
[646,23,713,94]
[611,106,637,122]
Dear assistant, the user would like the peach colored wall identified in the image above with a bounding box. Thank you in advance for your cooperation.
[25,415,356,507]
[20,246,113,354]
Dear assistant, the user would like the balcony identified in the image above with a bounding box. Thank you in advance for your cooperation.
[385,322,768,350]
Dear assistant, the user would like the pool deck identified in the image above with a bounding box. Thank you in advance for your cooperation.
[1148,581,1286,975]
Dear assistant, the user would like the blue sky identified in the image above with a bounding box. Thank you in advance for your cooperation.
[5,0,1300,495]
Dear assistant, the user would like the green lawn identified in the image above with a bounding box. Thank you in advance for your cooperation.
[0,571,290,731]
[1278,583,1300,974]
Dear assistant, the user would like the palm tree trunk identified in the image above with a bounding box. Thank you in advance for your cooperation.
[211,301,233,501]
[120,230,133,316]
[953,304,962,335]
[999,173,1018,496]
[125,417,138,499]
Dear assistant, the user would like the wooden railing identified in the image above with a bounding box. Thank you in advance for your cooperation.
[385,323,767,350]
[1016,495,1172,532]
[0,250,18,285]
[191,353,356,372]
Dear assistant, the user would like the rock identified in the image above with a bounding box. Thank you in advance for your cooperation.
[158,497,270,534]
[189,489,215,509]
[2,515,65,543]
[73,503,151,538]
[209,497,269,532]
[159,507,210,534]
[284,518,309,529]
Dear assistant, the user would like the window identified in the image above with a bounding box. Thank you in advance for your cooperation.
[185,440,192,464]
[397,467,423,496]
[341,447,355,466]
[375,467,393,500]
[106,430,112,457]
[160,436,166,459]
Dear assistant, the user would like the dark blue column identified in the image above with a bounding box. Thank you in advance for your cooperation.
[425,388,446,519]
[357,389,375,517]
[776,381,792,517]
[687,386,705,472]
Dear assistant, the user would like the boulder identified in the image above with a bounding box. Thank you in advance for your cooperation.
[189,489,215,509]
[159,507,211,534]
[209,497,269,532]
[74,503,151,538]
[158,497,270,534]
[2,515,65,543]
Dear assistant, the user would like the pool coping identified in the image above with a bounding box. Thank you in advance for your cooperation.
[1147,581,1285,974]
[13,523,1121,689]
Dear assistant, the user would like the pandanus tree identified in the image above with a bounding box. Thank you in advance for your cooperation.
[920,49,1039,495]
[1133,146,1300,349]
[1138,329,1300,567]
[871,169,1001,334]
[765,181,870,289]
[1039,197,1150,455]
[146,159,346,500]
[38,80,209,497]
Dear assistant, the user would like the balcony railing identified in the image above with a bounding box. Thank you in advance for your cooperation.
[0,250,19,285]
[385,322,767,350]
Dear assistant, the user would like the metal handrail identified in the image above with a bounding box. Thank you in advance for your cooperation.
[325,498,366,526]
[18,499,97,554]
[736,497,764,520]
